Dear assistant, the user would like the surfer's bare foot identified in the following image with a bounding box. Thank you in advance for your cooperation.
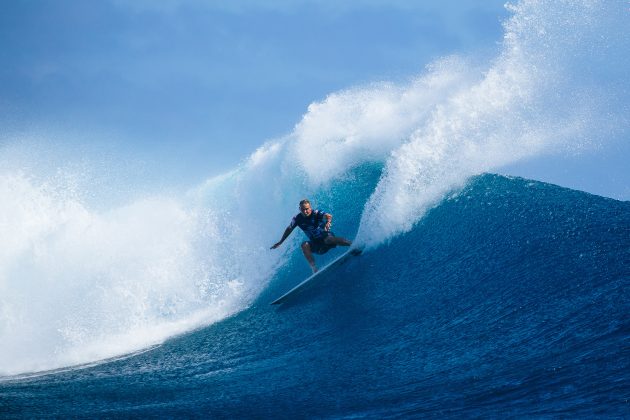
[311,265,318,273]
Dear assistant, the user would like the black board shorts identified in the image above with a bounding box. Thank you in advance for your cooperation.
[309,231,337,255]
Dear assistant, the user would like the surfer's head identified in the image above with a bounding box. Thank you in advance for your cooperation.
[299,199,312,216]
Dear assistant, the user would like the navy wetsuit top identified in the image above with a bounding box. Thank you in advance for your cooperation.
[289,209,329,240]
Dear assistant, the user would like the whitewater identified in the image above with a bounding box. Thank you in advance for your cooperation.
[0,0,628,378]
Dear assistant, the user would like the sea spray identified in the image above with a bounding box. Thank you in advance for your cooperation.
[312,1,627,246]
[0,172,242,374]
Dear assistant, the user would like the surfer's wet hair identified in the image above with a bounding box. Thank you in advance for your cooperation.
[299,199,311,208]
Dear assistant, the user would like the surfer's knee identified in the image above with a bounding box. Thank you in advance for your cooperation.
[301,241,310,251]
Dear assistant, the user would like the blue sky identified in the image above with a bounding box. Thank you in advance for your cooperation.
[0,0,507,180]
[1,0,627,199]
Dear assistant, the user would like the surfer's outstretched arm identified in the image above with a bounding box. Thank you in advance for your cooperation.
[271,226,295,249]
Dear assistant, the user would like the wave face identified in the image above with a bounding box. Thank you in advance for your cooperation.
[2,174,629,417]
[0,0,628,389]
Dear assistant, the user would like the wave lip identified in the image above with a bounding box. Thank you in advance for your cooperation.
[355,0,628,247]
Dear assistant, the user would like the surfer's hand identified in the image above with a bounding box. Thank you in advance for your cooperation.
[324,221,331,231]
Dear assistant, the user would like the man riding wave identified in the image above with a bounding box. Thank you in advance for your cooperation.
[271,199,352,273]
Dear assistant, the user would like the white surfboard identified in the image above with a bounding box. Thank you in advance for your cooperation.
[271,247,363,305]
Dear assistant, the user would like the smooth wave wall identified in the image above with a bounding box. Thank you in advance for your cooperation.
[0,0,627,375]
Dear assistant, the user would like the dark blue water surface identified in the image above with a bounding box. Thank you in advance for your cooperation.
[1,174,629,418]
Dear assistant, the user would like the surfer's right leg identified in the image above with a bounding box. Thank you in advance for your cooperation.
[301,241,318,273]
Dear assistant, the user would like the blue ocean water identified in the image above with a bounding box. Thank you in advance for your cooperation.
[1,173,629,418]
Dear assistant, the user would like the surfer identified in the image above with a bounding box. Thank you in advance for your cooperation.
[271,199,352,273]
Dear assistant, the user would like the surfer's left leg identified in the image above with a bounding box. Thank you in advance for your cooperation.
[301,241,318,273]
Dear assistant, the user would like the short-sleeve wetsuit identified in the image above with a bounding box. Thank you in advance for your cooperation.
[289,209,337,254]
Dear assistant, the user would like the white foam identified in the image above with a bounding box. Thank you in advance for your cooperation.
[0,145,314,375]
[290,59,474,186]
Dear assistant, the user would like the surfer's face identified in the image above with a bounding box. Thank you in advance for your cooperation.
[300,204,312,216]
